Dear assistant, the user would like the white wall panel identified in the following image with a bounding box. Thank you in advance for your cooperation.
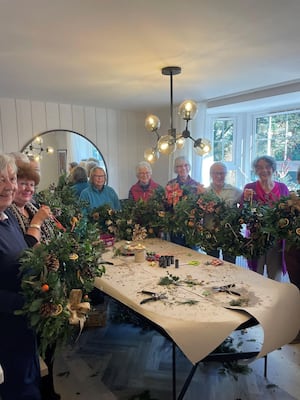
[16,99,32,149]
[118,111,132,199]
[59,104,72,130]
[45,102,60,131]
[106,109,120,196]
[0,98,18,152]
[72,105,85,135]
[84,106,97,146]
[31,101,47,136]
[95,107,108,159]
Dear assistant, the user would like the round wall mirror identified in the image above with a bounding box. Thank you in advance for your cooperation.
[21,129,107,191]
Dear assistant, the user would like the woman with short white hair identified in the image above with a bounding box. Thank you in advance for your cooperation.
[128,161,162,202]
[0,153,44,399]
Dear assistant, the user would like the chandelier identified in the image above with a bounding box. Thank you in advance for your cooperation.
[23,136,54,160]
[144,66,211,163]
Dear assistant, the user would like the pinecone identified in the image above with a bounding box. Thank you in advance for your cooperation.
[40,302,60,317]
[45,253,60,272]
[82,265,94,279]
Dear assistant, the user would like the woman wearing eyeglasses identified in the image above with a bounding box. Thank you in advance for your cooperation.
[167,156,204,247]
[167,156,204,194]
[79,166,121,213]
[205,162,242,263]
[128,161,162,202]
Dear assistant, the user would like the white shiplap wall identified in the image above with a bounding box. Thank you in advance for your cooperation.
[0,97,171,199]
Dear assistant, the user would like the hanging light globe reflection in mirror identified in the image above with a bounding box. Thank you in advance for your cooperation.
[34,137,43,145]
[178,100,198,121]
[145,114,161,132]
[176,134,185,150]
[144,148,159,164]
[157,135,176,155]
[193,138,212,156]
[46,146,54,154]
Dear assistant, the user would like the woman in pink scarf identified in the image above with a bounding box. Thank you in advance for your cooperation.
[242,155,289,281]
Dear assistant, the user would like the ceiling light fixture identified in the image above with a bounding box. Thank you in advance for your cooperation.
[23,136,54,161]
[144,66,211,163]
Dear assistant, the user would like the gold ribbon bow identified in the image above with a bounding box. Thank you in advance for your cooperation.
[67,289,90,338]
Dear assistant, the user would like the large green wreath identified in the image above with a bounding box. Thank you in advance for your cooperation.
[16,186,106,357]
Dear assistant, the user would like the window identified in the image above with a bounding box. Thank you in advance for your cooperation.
[254,111,300,189]
[206,117,241,188]
[213,118,234,162]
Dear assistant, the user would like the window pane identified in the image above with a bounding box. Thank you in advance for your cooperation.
[254,110,300,189]
[213,118,234,162]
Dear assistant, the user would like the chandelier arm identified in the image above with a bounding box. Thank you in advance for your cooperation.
[154,130,160,140]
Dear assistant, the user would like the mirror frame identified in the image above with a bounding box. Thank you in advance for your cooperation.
[21,129,108,184]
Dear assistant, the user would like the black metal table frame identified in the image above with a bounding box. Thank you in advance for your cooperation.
[102,294,268,400]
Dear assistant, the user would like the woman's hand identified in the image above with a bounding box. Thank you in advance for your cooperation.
[31,205,52,226]
[196,183,206,195]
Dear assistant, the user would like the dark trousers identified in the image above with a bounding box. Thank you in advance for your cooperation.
[285,246,300,290]
[0,314,41,400]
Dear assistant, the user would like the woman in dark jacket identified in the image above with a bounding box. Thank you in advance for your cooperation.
[0,153,51,400]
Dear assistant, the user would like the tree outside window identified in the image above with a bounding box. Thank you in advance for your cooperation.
[255,111,300,189]
[213,118,234,162]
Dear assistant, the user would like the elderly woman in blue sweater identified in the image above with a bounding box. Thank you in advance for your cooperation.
[79,166,120,213]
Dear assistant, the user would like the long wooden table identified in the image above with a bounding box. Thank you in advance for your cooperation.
[94,238,300,398]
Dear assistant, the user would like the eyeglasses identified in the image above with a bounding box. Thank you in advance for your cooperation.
[175,164,189,169]
[93,174,106,178]
[138,172,150,176]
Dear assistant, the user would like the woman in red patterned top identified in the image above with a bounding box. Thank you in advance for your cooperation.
[128,161,162,202]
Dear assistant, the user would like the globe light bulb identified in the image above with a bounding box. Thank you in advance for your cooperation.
[193,138,212,156]
[145,114,161,132]
[176,134,185,150]
[178,100,198,121]
[157,135,177,155]
[144,148,159,163]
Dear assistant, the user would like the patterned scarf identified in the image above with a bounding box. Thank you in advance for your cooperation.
[8,202,55,243]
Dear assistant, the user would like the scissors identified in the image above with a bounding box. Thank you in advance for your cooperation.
[212,284,240,296]
[139,290,167,304]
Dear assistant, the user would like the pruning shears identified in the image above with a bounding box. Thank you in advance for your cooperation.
[139,290,167,304]
[212,284,241,296]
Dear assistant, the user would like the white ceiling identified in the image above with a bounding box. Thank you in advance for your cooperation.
[1,0,300,113]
